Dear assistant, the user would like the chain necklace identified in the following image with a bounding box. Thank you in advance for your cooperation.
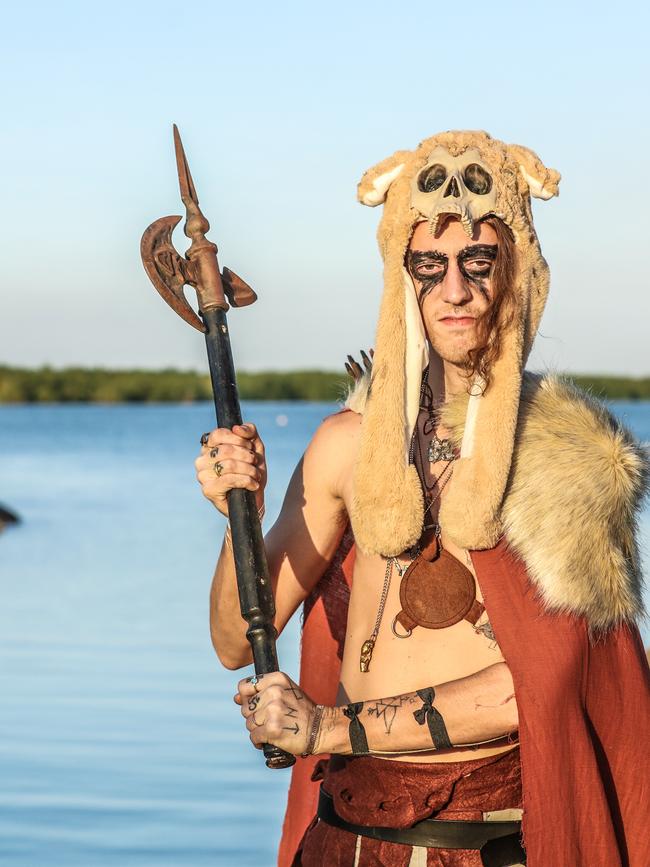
[359,556,406,672]
[359,370,459,674]
[359,460,456,673]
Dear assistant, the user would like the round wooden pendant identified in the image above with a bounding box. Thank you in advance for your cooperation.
[396,550,477,631]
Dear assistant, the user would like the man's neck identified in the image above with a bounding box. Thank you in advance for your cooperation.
[425,358,467,403]
[442,362,468,400]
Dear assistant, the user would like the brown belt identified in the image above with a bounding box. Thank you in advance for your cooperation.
[317,786,526,865]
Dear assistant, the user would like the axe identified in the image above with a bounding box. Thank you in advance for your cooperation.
[141,126,295,770]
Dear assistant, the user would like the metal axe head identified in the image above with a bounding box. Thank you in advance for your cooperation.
[141,125,257,332]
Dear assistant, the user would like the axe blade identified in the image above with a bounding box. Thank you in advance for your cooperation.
[140,215,206,332]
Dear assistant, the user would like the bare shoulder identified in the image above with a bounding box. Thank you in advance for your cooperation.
[304,409,362,499]
[309,408,362,454]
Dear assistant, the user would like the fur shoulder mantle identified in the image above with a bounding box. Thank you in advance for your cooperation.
[347,372,649,632]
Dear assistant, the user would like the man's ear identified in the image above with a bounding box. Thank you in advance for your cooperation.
[508,143,561,201]
[357,150,411,207]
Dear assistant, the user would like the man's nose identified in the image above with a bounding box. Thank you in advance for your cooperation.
[441,262,472,305]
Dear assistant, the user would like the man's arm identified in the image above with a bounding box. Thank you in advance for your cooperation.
[235,662,518,756]
[198,413,354,670]
[316,662,517,755]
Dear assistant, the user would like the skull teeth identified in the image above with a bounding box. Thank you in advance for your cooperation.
[461,214,474,237]
[429,213,440,235]
[426,205,474,236]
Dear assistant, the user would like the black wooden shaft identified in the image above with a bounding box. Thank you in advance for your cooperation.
[202,307,295,769]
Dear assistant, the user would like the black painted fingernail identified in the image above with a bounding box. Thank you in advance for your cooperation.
[200,432,210,446]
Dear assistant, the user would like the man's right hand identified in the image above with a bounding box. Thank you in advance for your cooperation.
[194,422,267,518]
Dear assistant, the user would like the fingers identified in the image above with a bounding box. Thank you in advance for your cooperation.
[236,671,284,699]
[196,424,266,471]
[198,472,260,498]
[234,423,265,459]
[201,423,264,453]
[234,672,312,756]
[199,444,258,464]
[196,457,260,480]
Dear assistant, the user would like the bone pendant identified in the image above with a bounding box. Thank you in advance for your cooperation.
[359,637,376,673]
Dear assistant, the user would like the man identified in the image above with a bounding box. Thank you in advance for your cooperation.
[195,132,650,866]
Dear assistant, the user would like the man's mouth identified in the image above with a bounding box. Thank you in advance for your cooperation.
[439,316,476,327]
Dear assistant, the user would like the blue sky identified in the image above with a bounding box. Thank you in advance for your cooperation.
[2,0,648,374]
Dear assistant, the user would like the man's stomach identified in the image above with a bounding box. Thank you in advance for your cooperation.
[336,555,517,764]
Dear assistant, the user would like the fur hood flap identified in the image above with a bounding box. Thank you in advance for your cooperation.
[348,372,649,632]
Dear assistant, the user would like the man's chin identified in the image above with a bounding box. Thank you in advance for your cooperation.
[429,343,475,367]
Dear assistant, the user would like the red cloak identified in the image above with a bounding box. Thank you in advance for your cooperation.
[277,535,650,867]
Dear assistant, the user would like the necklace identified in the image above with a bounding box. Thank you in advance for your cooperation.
[359,371,460,674]
[359,460,455,673]
[359,557,409,672]
[418,373,455,464]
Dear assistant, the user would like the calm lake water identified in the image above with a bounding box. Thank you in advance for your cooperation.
[1,400,649,866]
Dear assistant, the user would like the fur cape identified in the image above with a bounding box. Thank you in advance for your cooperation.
[278,376,650,867]
[347,370,649,633]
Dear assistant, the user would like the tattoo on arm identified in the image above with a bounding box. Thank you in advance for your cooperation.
[367,695,416,735]
[474,692,515,710]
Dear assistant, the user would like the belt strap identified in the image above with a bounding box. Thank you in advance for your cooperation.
[317,786,524,852]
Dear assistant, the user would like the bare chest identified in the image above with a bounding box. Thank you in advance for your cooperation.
[338,540,504,705]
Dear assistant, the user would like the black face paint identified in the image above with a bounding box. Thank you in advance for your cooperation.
[406,250,448,303]
[457,244,497,300]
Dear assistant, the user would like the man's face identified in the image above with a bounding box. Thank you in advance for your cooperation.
[406,217,497,367]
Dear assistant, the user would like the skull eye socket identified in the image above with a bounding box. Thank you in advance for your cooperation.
[418,164,447,193]
[463,163,492,195]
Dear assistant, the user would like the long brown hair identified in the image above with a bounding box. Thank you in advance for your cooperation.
[466,216,517,392]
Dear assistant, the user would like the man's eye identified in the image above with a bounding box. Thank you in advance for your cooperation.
[416,262,444,276]
[465,260,492,274]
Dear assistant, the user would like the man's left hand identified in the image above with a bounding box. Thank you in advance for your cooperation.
[235,671,317,756]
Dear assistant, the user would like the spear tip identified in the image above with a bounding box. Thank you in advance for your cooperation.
[172,123,199,207]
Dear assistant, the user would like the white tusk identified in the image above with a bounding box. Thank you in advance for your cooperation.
[519,165,555,200]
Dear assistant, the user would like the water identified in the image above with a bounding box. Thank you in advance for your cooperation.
[0,401,649,867]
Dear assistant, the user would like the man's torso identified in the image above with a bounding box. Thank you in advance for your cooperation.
[330,409,516,764]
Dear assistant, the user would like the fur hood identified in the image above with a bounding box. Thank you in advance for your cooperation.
[347,372,649,633]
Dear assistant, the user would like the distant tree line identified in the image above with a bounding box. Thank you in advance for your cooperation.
[0,366,349,403]
[0,366,648,403]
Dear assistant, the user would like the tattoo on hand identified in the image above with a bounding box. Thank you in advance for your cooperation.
[283,704,298,719]
[284,684,304,702]
[282,722,299,734]
[247,694,260,712]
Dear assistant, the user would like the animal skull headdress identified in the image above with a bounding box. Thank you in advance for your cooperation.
[349,130,560,556]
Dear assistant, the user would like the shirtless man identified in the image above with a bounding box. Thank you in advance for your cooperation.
[195,132,650,866]
[199,215,516,749]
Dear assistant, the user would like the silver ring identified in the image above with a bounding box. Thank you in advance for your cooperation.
[391,616,412,639]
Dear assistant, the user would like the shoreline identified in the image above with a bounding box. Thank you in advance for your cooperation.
[1,366,649,403]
